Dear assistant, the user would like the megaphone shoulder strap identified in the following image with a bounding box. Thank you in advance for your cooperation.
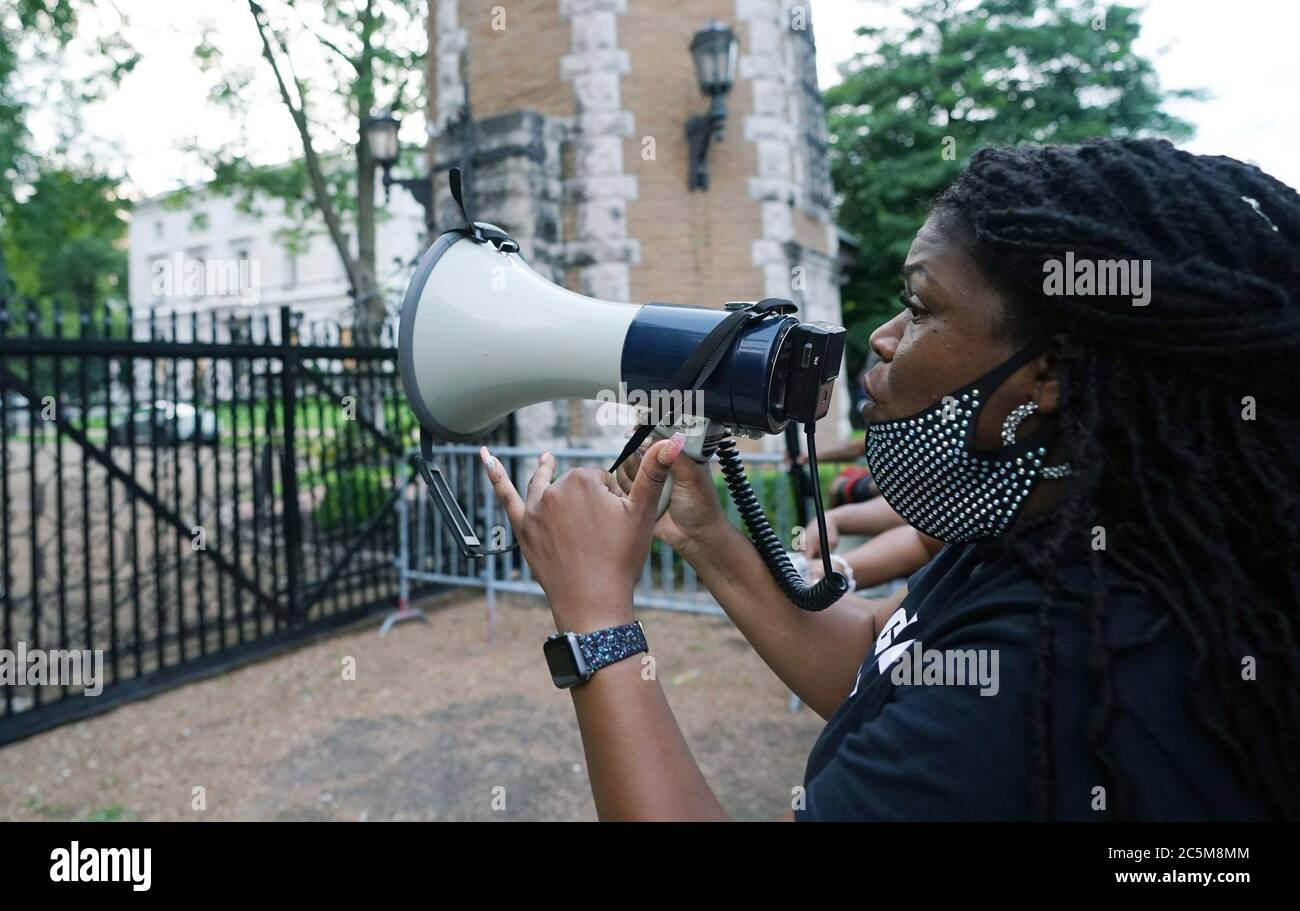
[448,167,519,252]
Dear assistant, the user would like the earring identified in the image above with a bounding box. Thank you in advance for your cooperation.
[1002,399,1073,479]
[1001,401,1039,446]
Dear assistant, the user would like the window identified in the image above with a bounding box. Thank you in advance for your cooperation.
[790,19,834,214]
[184,247,209,300]
[283,245,298,290]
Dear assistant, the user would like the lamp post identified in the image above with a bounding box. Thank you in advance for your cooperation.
[686,20,739,191]
[363,109,435,231]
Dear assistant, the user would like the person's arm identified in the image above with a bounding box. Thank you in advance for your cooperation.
[613,446,906,717]
[686,517,908,718]
[804,496,908,560]
[562,604,728,820]
[482,438,728,820]
[839,525,936,591]
[829,497,906,536]
[812,435,866,463]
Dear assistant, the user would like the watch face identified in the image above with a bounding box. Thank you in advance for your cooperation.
[543,634,587,688]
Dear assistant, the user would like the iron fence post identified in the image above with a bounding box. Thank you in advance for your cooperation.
[397,455,410,610]
[278,306,305,619]
[482,459,496,642]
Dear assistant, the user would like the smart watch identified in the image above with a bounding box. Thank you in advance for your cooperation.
[544,621,648,689]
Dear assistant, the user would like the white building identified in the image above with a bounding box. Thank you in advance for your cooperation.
[128,181,427,340]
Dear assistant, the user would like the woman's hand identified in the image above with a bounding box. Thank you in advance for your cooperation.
[804,510,840,560]
[612,438,727,562]
[481,435,685,633]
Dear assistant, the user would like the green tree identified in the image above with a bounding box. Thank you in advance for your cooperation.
[4,168,128,318]
[0,0,136,325]
[826,0,1199,369]
[189,0,425,342]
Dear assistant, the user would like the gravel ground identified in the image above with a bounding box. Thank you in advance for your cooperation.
[0,592,826,821]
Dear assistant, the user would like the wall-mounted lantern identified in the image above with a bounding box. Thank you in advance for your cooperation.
[686,20,739,191]
[363,109,434,228]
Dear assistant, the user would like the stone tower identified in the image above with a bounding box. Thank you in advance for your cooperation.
[426,0,849,450]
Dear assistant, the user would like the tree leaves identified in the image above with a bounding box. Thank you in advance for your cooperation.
[0,0,135,316]
[826,0,1200,370]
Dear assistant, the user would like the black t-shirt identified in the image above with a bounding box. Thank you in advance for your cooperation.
[795,541,1270,820]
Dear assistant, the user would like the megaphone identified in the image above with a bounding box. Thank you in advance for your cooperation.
[398,225,837,444]
[399,170,851,611]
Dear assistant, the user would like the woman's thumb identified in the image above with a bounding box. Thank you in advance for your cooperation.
[628,432,685,514]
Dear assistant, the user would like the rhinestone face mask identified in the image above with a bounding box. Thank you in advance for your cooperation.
[865,346,1057,543]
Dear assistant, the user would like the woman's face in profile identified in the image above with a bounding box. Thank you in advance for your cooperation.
[863,215,1043,451]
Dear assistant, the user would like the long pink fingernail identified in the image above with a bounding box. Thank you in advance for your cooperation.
[659,432,685,465]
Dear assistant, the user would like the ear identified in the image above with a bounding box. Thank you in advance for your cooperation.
[1033,337,1064,416]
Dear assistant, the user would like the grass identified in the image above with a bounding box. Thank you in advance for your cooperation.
[77,804,137,822]
[27,796,74,818]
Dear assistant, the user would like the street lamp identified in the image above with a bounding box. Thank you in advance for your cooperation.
[363,109,433,228]
[364,109,400,167]
[686,20,739,191]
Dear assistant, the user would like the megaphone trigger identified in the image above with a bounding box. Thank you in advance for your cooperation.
[647,414,712,518]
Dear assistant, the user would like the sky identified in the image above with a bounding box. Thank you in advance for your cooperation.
[813,0,1300,189]
[30,0,1300,198]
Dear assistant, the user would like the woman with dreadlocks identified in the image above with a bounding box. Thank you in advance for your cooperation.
[480,138,1298,820]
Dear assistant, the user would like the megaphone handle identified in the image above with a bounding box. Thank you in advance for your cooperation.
[652,421,709,518]
[411,436,519,559]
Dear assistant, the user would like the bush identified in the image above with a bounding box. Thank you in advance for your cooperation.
[712,463,842,533]
[315,465,390,533]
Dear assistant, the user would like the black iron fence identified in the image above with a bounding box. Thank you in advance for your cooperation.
[0,297,429,744]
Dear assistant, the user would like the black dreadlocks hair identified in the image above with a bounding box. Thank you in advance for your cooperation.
[931,138,1300,820]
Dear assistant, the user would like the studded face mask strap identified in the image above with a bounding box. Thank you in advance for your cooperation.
[965,344,1043,403]
[960,344,1050,454]
[873,344,1044,429]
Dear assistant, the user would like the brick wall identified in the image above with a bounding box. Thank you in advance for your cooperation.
[622,0,765,309]
[425,0,850,447]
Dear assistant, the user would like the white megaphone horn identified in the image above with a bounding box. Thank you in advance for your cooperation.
[399,226,828,444]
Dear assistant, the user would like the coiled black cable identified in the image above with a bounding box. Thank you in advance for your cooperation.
[715,435,850,612]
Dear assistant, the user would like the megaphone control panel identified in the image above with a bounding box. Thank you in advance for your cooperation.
[779,321,847,425]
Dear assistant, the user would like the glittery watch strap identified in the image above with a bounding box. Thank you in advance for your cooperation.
[576,621,648,674]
